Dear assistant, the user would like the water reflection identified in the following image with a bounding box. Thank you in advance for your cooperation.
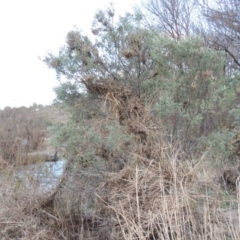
[14,159,66,191]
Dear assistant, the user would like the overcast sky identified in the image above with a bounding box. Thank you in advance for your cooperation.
[0,0,140,109]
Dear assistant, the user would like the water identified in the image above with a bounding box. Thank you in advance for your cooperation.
[14,159,67,191]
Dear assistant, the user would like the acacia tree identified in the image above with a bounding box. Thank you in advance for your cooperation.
[40,6,240,239]
[43,7,163,166]
[44,7,155,105]
[200,0,240,75]
[44,5,240,163]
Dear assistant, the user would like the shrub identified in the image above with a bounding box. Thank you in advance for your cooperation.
[142,36,240,161]
[0,106,49,164]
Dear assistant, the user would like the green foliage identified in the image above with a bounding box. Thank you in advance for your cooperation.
[44,7,240,164]
[141,36,239,159]
[104,124,132,152]
[38,6,240,239]
[50,119,132,170]
[53,81,82,105]
[49,122,82,156]
[43,8,155,104]
[43,8,159,165]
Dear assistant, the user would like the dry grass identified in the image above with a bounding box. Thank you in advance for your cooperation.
[0,86,240,239]
[0,105,67,166]
[0,164,55,239]
[0,146,240,239]
[0,139,101,240]
[90,136,238,240]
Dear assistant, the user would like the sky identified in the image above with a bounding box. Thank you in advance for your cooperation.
[0,0,140,109]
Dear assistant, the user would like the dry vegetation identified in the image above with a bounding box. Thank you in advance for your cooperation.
[0,105,67,165]
[2,2,240,237]
[0,81,239,239]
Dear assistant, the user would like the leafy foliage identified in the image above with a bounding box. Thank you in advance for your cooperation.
[43,8,155,103]
[44,5,240,164]
[146,36,238,158]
